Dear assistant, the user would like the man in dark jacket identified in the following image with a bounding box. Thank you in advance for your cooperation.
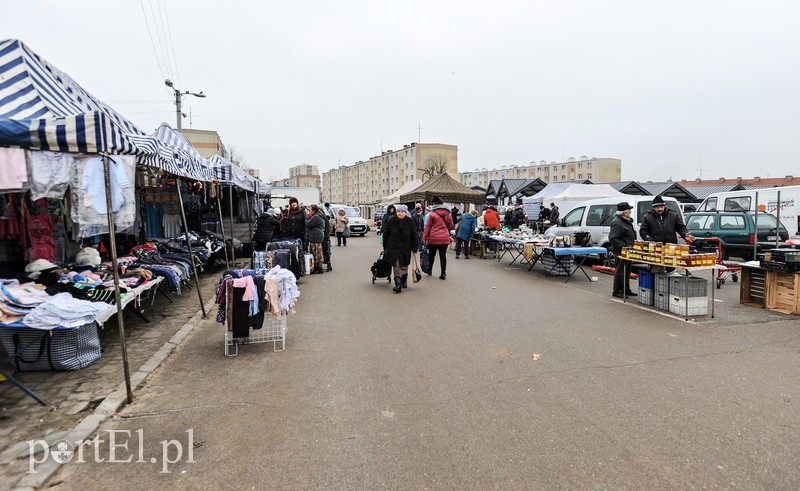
[609,201,637,299]
[550,203,560,223]
[639,195,695,244]
[305,204,326,274]
[511,204,526,229]
[252,208,281,251]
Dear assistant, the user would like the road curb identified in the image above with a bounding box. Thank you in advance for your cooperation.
[12,298,216,490]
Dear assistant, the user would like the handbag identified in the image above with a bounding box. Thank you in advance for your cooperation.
[343,225,351,238]
[411,253,422,283]
[420,243,430,273]
[0,323,101,371]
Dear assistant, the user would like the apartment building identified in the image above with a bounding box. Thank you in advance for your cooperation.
[459,156,621,188]
[322,143,458,216]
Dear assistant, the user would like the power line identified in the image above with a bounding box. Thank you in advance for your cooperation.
[162,0,182,89]
[140,0,166,80]
[155,0,175,80]
[148,0,173,80]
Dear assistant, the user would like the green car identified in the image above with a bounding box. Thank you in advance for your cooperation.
[685,211,789,261]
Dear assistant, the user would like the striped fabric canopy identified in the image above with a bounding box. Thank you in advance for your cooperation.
[0,39,212,181]
[209,154,270,195]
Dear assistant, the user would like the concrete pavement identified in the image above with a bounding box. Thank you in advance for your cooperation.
[43,235,800,489]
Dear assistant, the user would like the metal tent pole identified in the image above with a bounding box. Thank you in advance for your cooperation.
[176,177,207,317]
[215,187,230,269]
[229,186,235,261]
[246,191,254,245]
[775,190,782,247]
[753,191,759,261]
[102,155,133,404]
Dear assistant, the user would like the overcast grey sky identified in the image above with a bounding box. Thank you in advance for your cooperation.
[3,1,799,183]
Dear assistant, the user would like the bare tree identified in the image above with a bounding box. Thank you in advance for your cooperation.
[227,145,247,169]
[420,154,449,180]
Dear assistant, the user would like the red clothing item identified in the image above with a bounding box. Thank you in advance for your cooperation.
[484,208,501,230]
[423,208,454,245]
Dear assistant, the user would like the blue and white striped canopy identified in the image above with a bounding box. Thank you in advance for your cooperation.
[152,123,214,181]
[209,154,270,195]
[0,39,212,181]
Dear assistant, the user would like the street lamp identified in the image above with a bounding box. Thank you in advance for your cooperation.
[165,79,206,131]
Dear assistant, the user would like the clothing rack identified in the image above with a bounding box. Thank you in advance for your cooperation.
[218,269,297,356]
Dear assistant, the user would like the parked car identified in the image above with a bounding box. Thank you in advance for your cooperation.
[323,204,370,236]
[684,210,789,261]
[544,195,683,265]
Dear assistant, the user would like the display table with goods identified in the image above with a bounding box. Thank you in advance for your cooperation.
[740,249,800,315]
[540,246,608,283]
[619,241,719,318]
[482,227,551,266]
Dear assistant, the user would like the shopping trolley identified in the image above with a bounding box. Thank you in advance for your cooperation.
[692,237,741,288]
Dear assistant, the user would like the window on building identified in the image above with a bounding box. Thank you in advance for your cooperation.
[588,163,592,168]
[578,173,582,179]
[561,175,566,180]
[588,173,592,179]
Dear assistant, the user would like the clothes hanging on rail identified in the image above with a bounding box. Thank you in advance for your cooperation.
[0,147,28,190]
[26,151,74,200]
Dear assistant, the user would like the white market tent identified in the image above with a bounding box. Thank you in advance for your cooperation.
[380,179,422,206]
[522,183,625,219]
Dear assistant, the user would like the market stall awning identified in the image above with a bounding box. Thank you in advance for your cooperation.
[0,39,211,181]
[209,155,270,195]
[380,179,422,206]
[152,123,215,182]
[399,173,484,204]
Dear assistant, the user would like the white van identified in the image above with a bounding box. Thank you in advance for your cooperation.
[696,186,800,238]
[323,204,370,236]
[544,195,683,263]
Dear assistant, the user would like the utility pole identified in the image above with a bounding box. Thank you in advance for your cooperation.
[165,79,205,131]
[417,123,422,143]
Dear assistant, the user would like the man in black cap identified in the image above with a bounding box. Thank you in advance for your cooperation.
[609,201,637,298]
[639,195,694,244]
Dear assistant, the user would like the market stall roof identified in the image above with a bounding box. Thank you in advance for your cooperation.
[0,39,212,181]
[380,179,422,206]
[496,179,528,202]
[606,181,651,196]
[639,182,697,202]
[506,178,548,199]
[675,184,748,201]
[399,173,485,204]
[484,180,503,204]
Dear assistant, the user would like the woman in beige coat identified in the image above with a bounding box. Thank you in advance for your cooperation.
[334,208,349,246]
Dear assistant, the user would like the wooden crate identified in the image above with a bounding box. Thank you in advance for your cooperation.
[740,265,766,308]
[765,270,800,315]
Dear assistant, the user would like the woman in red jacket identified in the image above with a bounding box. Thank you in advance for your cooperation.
[422,196,454,279]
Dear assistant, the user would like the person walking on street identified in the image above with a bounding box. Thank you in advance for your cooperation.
[253,208,281,251]
[609,201,637,298]
[412,203,425,249]
[423,196,454,279]
[306,204,325,274]
[380,204,396,236]
[455,209,477,259]
[382,204,419,293]
[334,208,349,246]
[639,195,695,244]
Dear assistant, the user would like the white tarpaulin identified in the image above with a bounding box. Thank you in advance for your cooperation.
[522,183,624,218]
[380,179,422,206]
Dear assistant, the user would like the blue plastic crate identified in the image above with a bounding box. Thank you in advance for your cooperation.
[638,270,655,289]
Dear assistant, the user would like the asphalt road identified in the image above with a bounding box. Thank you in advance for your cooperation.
[51,235,800,489]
